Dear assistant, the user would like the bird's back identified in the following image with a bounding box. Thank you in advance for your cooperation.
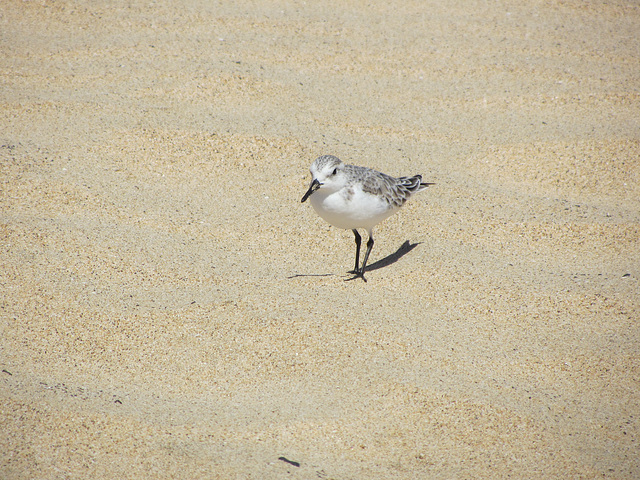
[350,165,429,208]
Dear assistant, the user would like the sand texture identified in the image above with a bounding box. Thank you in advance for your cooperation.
[1,0,639,478]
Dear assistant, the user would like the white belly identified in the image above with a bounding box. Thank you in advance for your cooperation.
[310,188,397,231]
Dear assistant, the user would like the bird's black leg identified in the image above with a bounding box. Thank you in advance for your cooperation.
[358,233,375,282]
[352,229,362,274]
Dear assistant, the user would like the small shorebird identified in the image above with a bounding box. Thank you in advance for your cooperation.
[301,155,433,281]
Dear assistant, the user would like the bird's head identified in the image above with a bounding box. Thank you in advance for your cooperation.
[301,155,347,202]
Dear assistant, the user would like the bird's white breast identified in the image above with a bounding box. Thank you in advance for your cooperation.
[310,185,397,231]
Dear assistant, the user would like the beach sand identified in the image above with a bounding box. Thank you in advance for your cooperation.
[1,0,639,478]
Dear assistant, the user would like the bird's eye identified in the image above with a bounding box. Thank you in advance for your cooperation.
[332,168,337,175]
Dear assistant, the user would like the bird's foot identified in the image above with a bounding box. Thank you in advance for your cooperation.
[345,270,367,282]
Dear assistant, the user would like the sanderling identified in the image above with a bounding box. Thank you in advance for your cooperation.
[301,155,433,281]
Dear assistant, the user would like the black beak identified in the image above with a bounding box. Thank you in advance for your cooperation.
[301,179,321,203]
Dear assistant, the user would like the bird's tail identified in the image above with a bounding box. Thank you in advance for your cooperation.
[399,175,435,193]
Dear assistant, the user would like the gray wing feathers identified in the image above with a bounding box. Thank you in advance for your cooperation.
[358,169,424,208]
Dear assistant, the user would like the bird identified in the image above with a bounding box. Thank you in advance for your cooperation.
[301,154,433,281]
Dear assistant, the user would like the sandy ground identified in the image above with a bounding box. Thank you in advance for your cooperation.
[1,0,639,478]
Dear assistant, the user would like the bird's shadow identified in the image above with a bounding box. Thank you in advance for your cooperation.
[288,240,421,279]
[287,273,337,279]
[362,240,421,272]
